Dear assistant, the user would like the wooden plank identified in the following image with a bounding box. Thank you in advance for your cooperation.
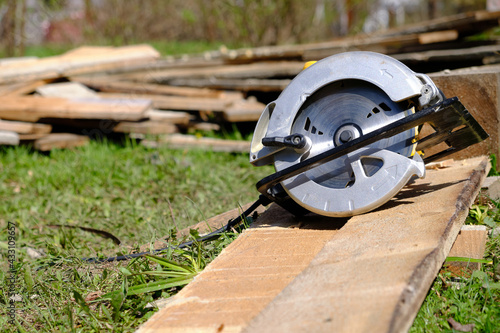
[33,133,89,151]
[0,119,52,134]
[137,157,489,333]
[0,96,150,122]
[168,78,291,92]
[113,120,178,135]
[447,225,488,272]
[98,92,231,112]
[130,61,304,83]
[0,80,51,97]
[223,98,266,122]
[424,67,499,166]
[36,81,99,98]
[141,134,250,153]
[72,77,229,98]
[0,130,19,145]
[145,110,190,125]
[0,44,160,85]
[418,30,458,45]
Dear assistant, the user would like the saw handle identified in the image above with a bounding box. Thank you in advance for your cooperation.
[262,134,307,149]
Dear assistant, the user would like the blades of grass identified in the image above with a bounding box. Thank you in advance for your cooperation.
[24,266,34,293]
[145,255,194,273]
[445,257,493,264]
[126,276,194,296]
[130,270,191,278]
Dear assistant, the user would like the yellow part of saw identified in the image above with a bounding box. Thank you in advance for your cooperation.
[250,51,488,217]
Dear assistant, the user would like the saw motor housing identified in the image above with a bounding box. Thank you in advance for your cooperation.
[250,52,488,217]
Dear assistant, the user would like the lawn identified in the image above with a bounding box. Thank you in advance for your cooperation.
[0,139,499,332]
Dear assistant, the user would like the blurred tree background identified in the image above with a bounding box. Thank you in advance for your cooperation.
[0,0,490,57]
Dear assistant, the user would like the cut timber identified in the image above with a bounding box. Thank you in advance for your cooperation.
[98,92,231,112]
[0,119,51,134]
[425,66,500,166]
[137,157,489,333]
[168,78,291,92]
[72,77,226,98]
[36,81,99,98]
[131,61,304,83]
[0,130,19,145]
[0,80,51,97]
[417,30,458,44]
[33,133,89,151]
[145,110,190,125]
[141,134,250,153]
[223,98,266,122]
[447,225,488,272]
[0,44,160,85]
[113,121,178,135]
[0,96,150,122]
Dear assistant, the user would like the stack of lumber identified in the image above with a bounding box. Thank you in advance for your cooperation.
[0,45,267,151]
[1,9,499,152]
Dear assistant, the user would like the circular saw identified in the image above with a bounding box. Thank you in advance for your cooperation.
[250,51,488,217]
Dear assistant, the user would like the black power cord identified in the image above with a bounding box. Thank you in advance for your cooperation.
[82,195,270,263]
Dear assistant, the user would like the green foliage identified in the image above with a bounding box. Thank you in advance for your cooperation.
[0,140,271,331]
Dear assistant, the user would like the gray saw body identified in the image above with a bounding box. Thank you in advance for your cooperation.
[250,51,443,217]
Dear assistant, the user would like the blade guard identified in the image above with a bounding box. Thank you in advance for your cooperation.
[250,51,440,166]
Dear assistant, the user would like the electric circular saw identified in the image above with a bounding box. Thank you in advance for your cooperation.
[250,51,488,217]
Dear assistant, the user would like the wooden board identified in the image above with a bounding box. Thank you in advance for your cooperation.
[145,110,191,125]
[36,81,99,98]
[0,44,160,85]
[0,119,52,134]
[33,133,89,151]
[136,157,489,333]
[168,78,291,92]
[113,120,178,135]
[0,130,19,145]
[0,96,150,122]
[72,77,227,98]
[447,225,488,272]
[141,134,251,153]
[426,67,500,166]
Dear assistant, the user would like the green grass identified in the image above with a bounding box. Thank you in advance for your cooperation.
[0,140,272,332]
[1,140,499,331]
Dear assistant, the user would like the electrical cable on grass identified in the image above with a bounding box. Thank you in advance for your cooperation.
[82,195,270,263]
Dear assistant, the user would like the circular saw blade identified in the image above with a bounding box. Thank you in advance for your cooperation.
[277,80,418,216]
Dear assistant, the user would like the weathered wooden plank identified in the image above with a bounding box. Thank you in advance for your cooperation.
[137,157,489,333]
[72,77,229,98]
[141,134,250,153]
[0,44,160,85]
[425,67,499,166]
[98,92,231,112]
[33,133,89,151]
[144,110,191,125]
[0,80,51,97]
[223,98,266,122]
[0,119,52,134]
[0,96,150,122]
[36,81,99,98]
[113,120,178,135]
[169,78,291,92]
[447,225,488,272]
[0,130,19,145]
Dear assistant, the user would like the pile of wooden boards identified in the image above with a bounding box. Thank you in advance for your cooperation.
[0,44,267,151]
[0,9,499,151]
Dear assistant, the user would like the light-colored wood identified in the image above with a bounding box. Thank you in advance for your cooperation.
[33,133,89,151]
[36,81,99,98]
[0,130,19,145]
[424,67,500,167]
[144,110,191,125]
[418,30,458,44]
[0,96,150,122]
[168,78,291,92]
[0,44,160,85]
[98,92,231,112]
[141,134,251,153]
[72,77,227,98]
[484,177,500,200]
[447,225,488,271]
[137,157,489,333]
[223,98,266,122]
[0,80,50,97]
[113,121,178,135]
[0,119,52,134]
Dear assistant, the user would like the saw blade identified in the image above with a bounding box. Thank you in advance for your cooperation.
[287,79,416,198]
